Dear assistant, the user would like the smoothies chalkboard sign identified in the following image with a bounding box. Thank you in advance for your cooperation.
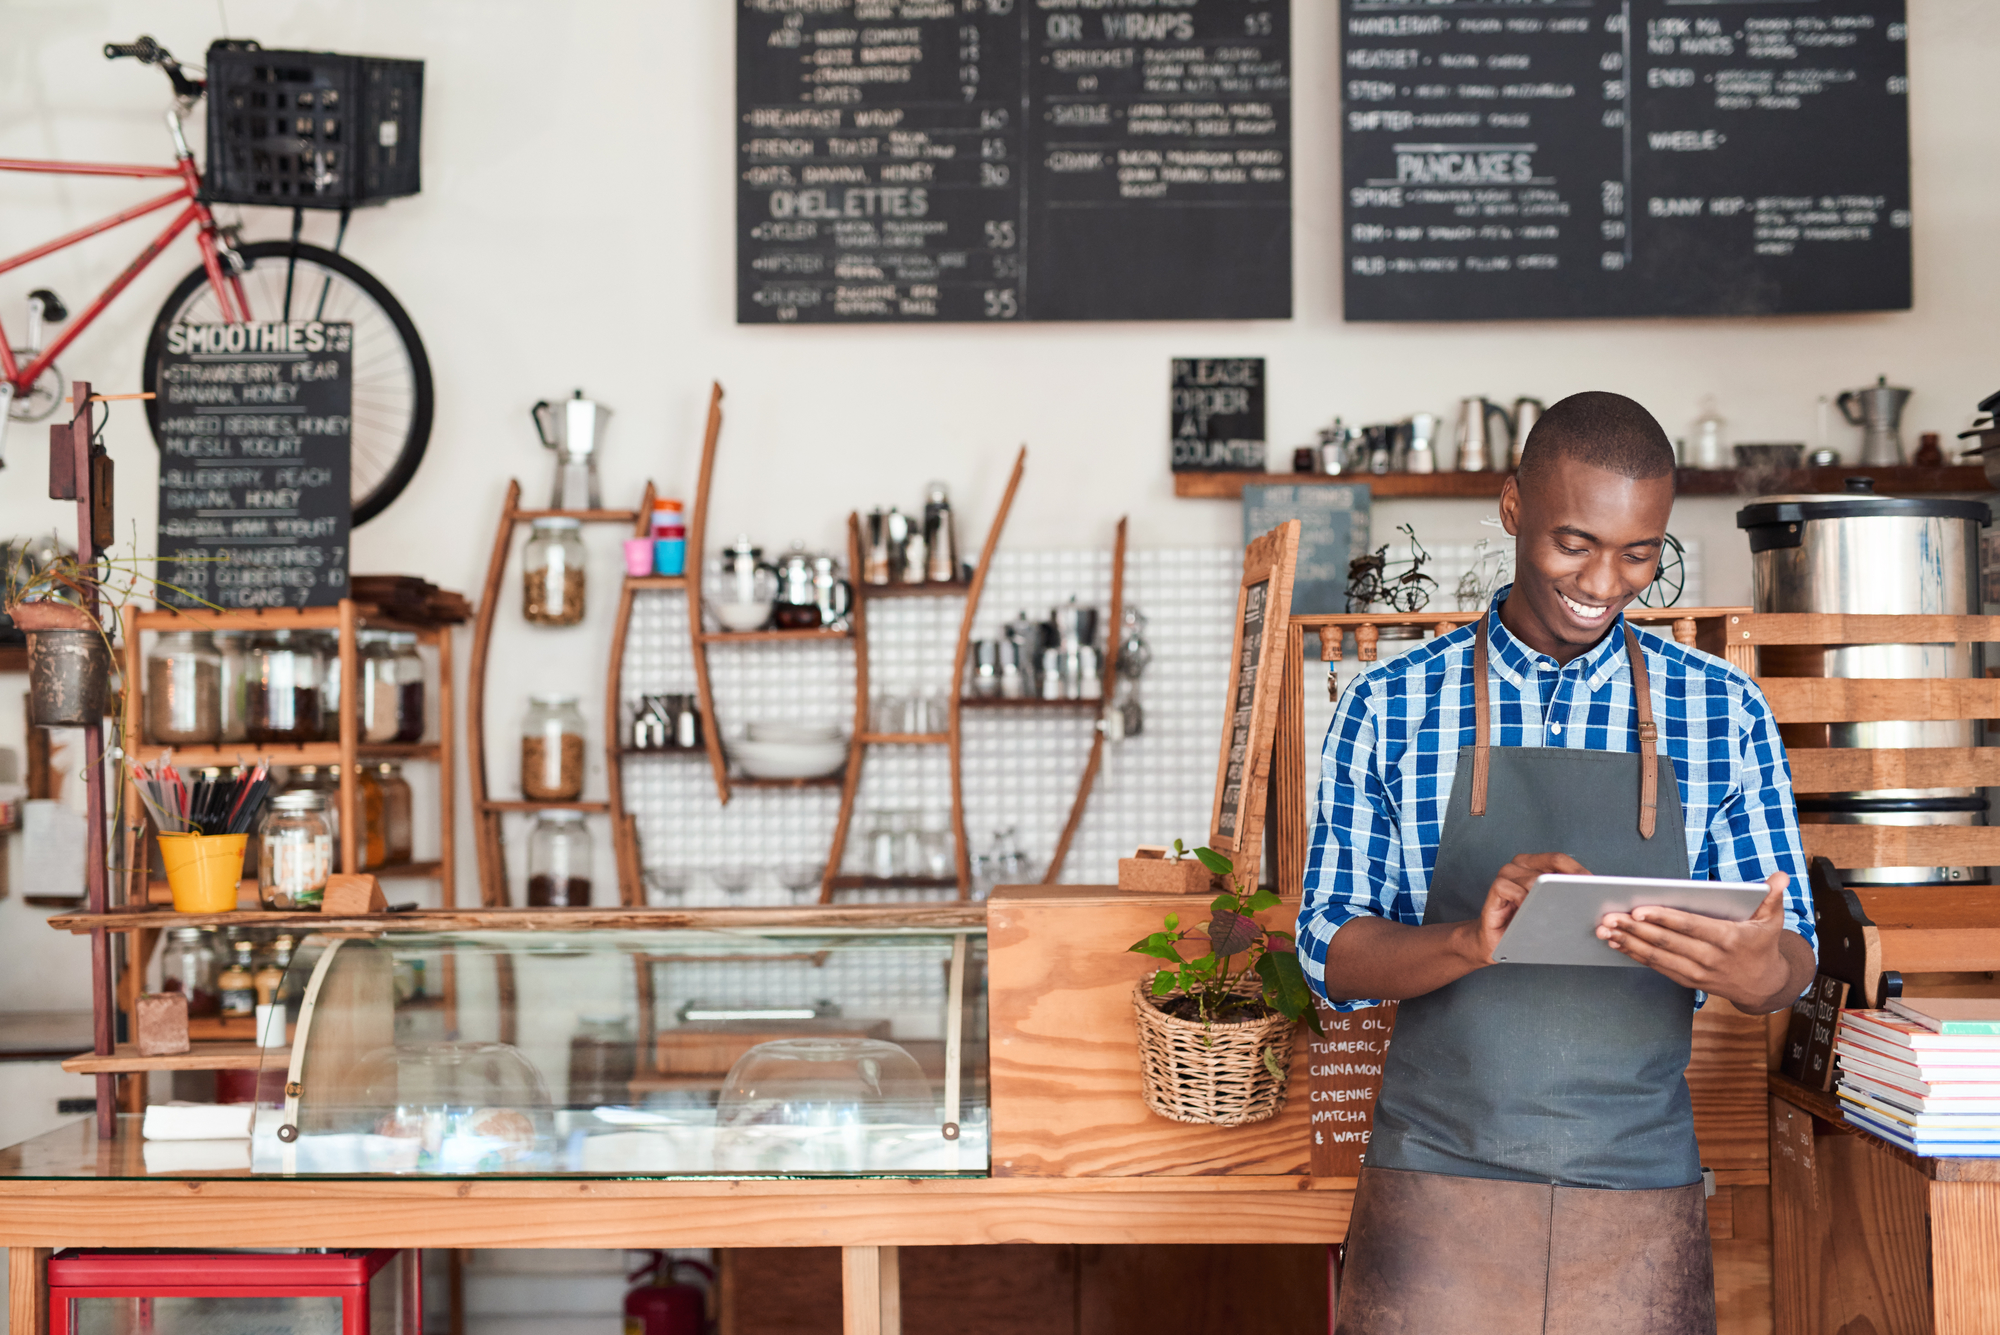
[1209,520,1299,887]
[737,0,1292,323]
[1341,0,1911,320]
[154,321,352,609]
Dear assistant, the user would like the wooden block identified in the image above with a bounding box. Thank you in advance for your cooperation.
[319,874,387,914]
[133,993,190,1057]
[1115,855,1214,895]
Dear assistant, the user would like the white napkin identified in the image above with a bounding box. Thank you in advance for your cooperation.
[143,1138,252,1173]
[142,1101,255,1141]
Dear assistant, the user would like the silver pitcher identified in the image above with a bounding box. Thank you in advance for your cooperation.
[1454,397,1513,473]
[1510,397,1545,468]
[1837,376,1913,466]
[1405,413,1438,475]
[812,553,852,631]
[531,389,611,510]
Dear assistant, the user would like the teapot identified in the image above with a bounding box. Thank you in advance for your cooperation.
[530,390,611,510]
[1837,376,1913,466]
[773,543,821,630]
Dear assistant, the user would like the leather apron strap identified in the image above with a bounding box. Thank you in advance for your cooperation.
[1469,616,1658,838]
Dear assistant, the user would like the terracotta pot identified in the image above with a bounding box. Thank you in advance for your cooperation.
[1131,973,1297,1127]
[27,628,110,726]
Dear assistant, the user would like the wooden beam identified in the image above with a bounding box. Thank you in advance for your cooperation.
[8,1247,48,1335]
[61,1041,276,1073]
[1756,677,2000,723]
[46,902,989,935]
[1800,824,2000,869]
[1727,613,2000,646]
[1788,747,2000,793]
[1174,465,1990,502]
[842,1245,900,1335]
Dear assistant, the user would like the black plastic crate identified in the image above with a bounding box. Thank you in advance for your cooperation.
[203,42,422,208]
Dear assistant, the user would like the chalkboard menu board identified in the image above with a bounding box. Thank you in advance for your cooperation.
[1341,0,1910,320]
[1308,1002,1397,1177]
[155,321,352,609]
[1171,357,1267,471]
[738,0,1292,323]
[1242,483,1371,616]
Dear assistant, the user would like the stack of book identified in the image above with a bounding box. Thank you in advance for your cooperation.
[1835,999,2000,1156]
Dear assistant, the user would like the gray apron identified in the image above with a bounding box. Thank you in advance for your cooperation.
[1337,619,1716,1335]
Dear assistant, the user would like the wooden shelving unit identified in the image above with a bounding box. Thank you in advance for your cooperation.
[47,902,989,935]
[61,1042,277,1074]
[1174,463,1993,501]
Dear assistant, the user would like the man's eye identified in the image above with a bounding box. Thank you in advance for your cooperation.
[1556,543,1586,556]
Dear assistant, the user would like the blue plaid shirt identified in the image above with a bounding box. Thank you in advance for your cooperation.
[1300,588,1815,1010]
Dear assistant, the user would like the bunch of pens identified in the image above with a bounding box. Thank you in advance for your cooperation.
[129,757,272,836]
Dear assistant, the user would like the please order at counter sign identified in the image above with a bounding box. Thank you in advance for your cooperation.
[1171,357,1266,472]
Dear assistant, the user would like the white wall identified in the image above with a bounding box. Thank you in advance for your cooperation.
[2,1,1996,1001]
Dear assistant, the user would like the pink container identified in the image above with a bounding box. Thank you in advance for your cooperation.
[623,538,654,576]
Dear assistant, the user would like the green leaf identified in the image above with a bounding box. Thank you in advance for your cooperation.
[1262,1047,1285,1081]
[1131,941,1183,964]
[1262,949,1316,1021]
[1151,971,1180,997]
[1172,838,1186,859]
[1303,1007,1324,1036]
[1164,912,1179,932]
[1208,910,1259,957]
[1194,846,1233,877]
[1210,893,1237,915]
[1245,889,1281,913]
[1185,953,1220,976]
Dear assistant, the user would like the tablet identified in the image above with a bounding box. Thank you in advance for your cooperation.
[1491,874,1769,968]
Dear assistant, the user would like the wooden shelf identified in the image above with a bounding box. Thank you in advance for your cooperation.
[132,605,450,636]
[857,732,950,745]
[48,902,989,935]
[127,741,441,766]
[625,575,688,591]
[618,747,708,757]
[699,627,851,643]
[479,800,612,813]
[732,774,844,789]
[143,861,441,906]
[1173,464,1993,501]
[0,643,24,673]
[960,696,1101,710]
[514,508,640,523]
[825,875,959,891]
[61,1041,278,1074]
[858,580,973,599]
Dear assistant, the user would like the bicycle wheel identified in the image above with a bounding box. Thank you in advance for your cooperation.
[143,241,434,526]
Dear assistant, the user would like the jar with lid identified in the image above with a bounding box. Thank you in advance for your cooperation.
[358,633,402,743]
[314,630,343,740]
[283,765,343,870]
[522,695,587,801]
[567,1015,635,1108]
[355,766,387,870]
[161,927,220,1018]
[375,761,414,864]
[389,633,425,742]
[215,632,249,742]
[217,938,256,1018]
[146,631,222,745]
[524,518,588,626]
[259,791,332,908]
[527,810,592,907]
[245,631,325,744]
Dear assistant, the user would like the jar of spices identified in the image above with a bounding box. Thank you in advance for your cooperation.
[259,791,332,908]
[527,810,592,907]
[389,633,426,742]
[315,631,343,740]
[145,631,222,745]
[245,631,325,744]
[215,632,249,743]
[358,633,402,744]
[161,927,219,1018]
[217,938,256,1018]
[375,761,414,864]
[524,518,588,626]
[521,695,587,801]
[356,766,387,870]
[283,765,343,870]
[567,1014,635,1107]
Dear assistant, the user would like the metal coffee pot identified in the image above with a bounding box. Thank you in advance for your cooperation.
[716,536,776,605]
[812,553,853,632]
[1838,375,1913,466]
[773,543,821,629]
[1509,397,1545,468]
[1454,397,1514,473]
[531,389,611,510]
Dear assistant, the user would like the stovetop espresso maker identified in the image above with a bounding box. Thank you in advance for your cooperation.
[532,389,611,510]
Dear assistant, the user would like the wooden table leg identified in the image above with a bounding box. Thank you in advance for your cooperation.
[841,1245,900,1335]
[8,1247,50,1335]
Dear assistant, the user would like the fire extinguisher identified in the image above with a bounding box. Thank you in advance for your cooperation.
[624,1253,712,1335]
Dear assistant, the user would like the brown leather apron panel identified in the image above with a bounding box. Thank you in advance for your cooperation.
[1338,1167,1716,1335]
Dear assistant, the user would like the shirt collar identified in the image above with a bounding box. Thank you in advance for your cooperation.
[1484,584,1633,688]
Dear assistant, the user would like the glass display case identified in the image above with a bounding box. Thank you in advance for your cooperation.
[249,925,987,1178]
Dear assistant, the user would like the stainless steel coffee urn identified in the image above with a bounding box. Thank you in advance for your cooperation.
[1737,479,1993,883]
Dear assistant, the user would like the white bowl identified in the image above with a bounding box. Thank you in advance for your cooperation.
[714,601,771,633]
[729,737,849,780]
[747,720,842,745]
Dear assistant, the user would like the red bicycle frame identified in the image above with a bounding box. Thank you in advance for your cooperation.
[0,122,249,399]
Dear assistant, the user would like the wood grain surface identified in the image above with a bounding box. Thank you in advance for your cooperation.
[60,1041,276,1073]
[8,1247,48,1335]
[1689,1000,1772,1174]
[1786,745,2000,793]
[1799,823,2000,869]
[1727,613,2000,646]
[1756,676,2000,723]
[1928,1181,2000,1335]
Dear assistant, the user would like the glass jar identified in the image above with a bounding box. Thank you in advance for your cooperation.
[567,1015,636,1109]
[283,766,343,871]
[315,631,343,740]
[259,791,332,908]
[146,631,222,745]
[920,809,954,879]
[524,518,588,626]
[376,761,414,864]
[215,632,249,743]
[356,766,387,870]
[895,809,925,879]
[217,938,256,1018]
[527,810,592,907]
[865,809,897,880]
[245,631,325,744]
[521,695,587,801]
[161,927,220,1018]
[359,633,402,744]
[389,633,426,742]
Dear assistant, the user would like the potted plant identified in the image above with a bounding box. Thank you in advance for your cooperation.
[1127,844,1322,1127]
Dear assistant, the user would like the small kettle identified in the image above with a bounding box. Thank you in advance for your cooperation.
[1509,397,1545,468]
[1837,375,1913,466]
[531,390,611,510]
[1455,397,1513,473]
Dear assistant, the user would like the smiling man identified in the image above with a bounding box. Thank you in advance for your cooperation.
[1300,391,1816,1335]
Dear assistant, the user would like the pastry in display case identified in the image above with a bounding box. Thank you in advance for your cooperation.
[252,926,987,1177]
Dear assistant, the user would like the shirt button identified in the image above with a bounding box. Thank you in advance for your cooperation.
[1551,723,1563,734]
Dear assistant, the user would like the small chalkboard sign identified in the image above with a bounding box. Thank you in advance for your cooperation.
[154,321,352,609]
[1171,358,1266,473]
[1308,1002,1396,1178]
[1209,520,1299,886]
[1241,483,1371,617]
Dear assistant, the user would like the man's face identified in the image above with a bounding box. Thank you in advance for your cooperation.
[1498,454,1674,661]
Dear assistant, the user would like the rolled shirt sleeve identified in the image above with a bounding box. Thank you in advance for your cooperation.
[1300,675,1408,1011]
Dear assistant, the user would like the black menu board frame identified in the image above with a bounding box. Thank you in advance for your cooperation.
[1340,0,1911,321]
[155,320,352,610]
[737,0,1293,324]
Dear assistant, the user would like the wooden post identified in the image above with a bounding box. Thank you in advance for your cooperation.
[841,1245,900,1335]
[435,622,456,908]
[9,1245,50,1335]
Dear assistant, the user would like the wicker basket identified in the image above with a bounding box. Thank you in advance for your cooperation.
[1131,974,1298,1127]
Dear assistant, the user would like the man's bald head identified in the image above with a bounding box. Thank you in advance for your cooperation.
[1515,392,1676,491]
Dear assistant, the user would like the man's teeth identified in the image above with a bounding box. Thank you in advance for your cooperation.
[1561,593,1609,620]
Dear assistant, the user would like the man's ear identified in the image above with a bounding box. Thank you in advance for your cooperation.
[1498,475,1522,537]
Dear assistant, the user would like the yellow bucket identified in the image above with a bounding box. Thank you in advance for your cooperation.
[157,833,248,913]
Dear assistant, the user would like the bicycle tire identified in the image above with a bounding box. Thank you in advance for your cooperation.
[143,241,434,527]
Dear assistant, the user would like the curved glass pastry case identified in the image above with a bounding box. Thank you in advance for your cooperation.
[250,925,987,1178]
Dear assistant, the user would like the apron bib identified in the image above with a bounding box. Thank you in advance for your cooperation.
[1337,619,1715,1335]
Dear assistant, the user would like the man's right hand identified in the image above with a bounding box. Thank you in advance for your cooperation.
[1456,852,1593,967]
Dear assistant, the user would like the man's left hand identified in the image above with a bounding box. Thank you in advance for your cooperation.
[1596,872,1808,1012]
